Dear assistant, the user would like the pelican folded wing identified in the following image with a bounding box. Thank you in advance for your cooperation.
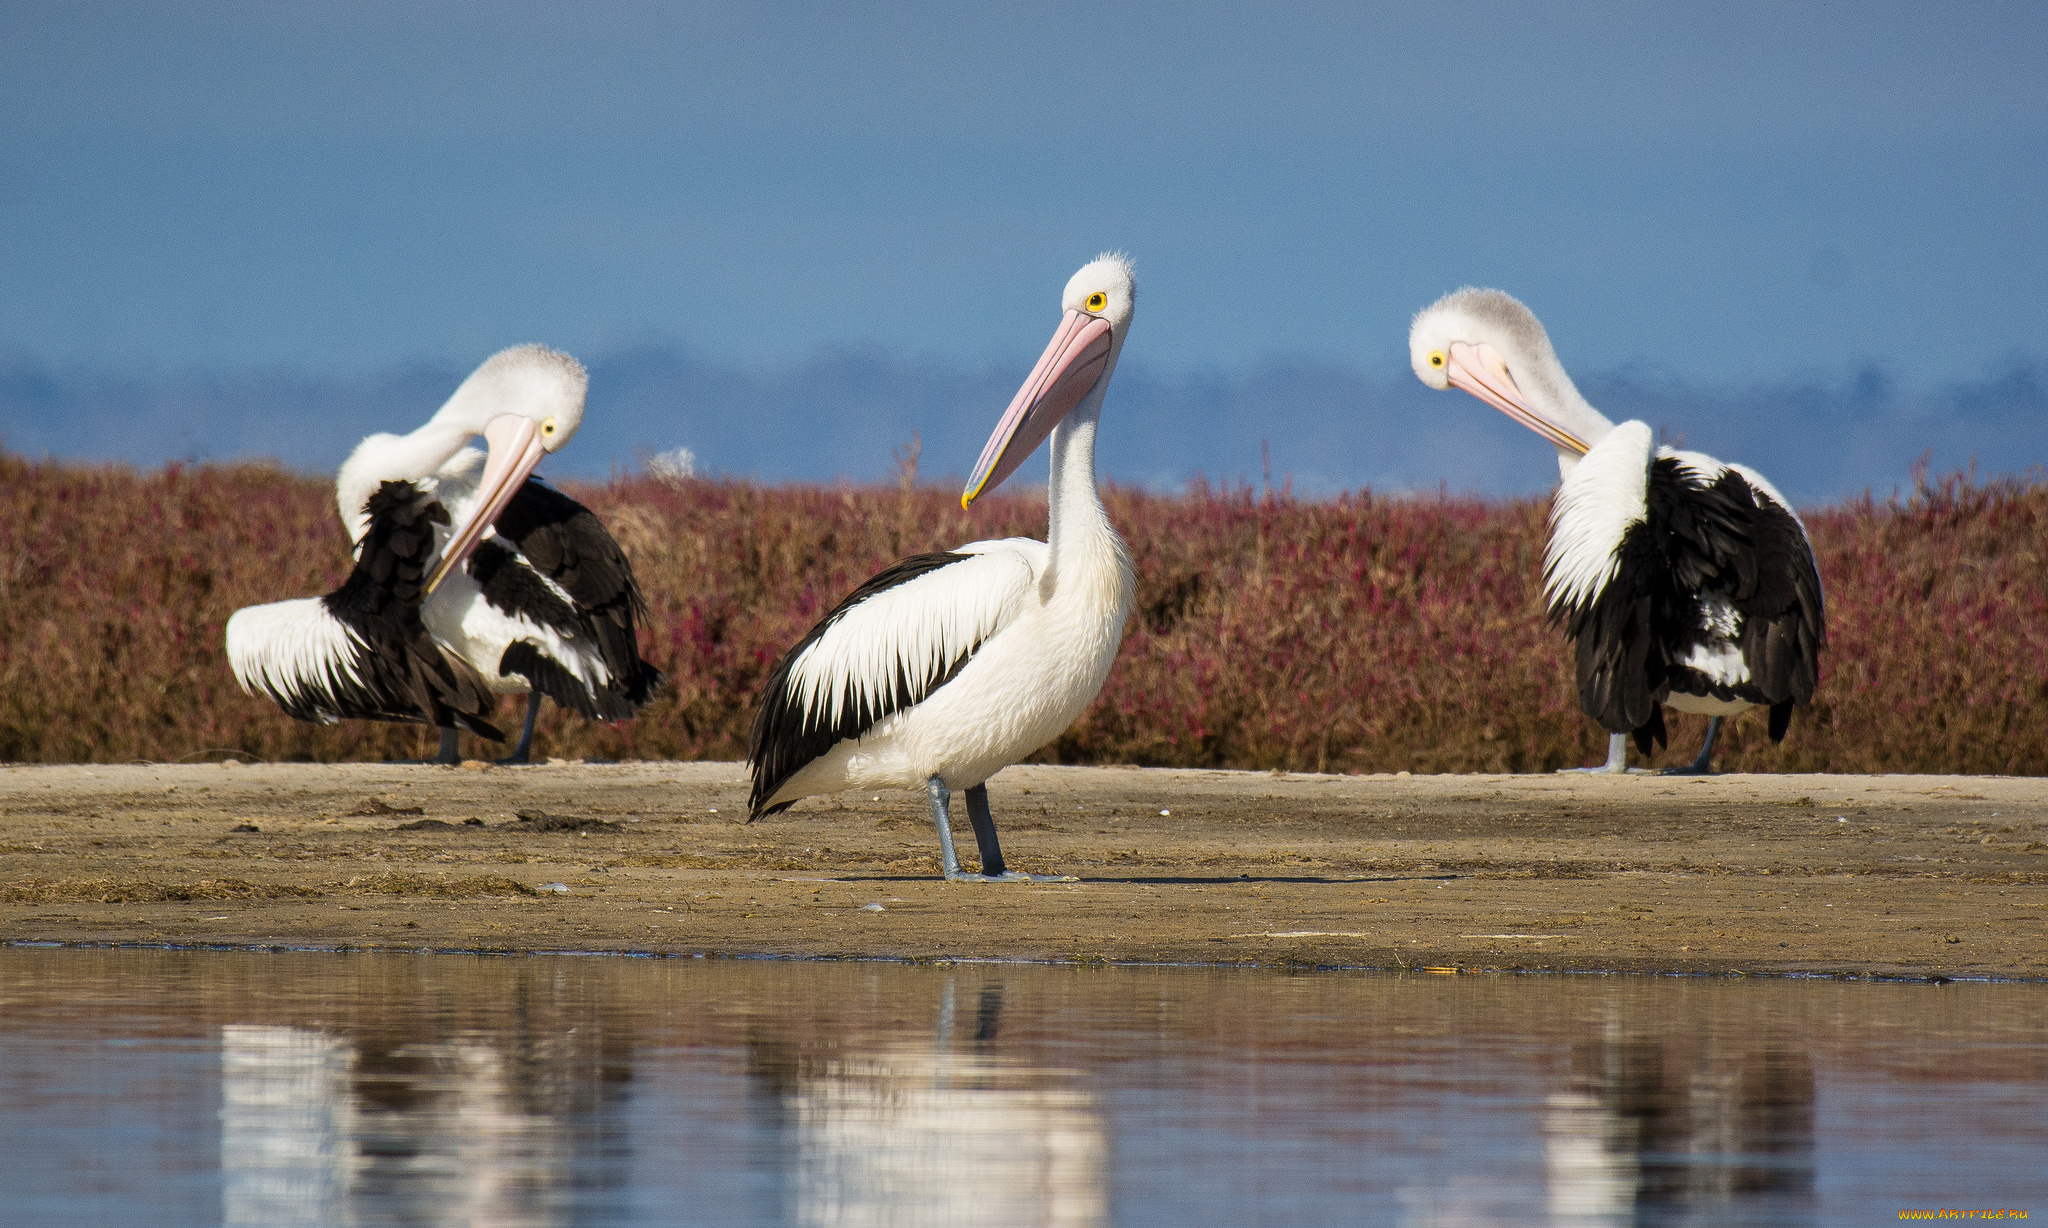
[749,542,1040,816]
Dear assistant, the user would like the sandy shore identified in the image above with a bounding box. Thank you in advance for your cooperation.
[3,760,2043,978]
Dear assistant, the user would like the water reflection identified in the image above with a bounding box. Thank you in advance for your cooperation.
[1543,1030,1814,1226]
[221,1026,350,1225]
[2,949,2043,1227]
[750,983,1106,1227]
[213,973,1106,1226]
[220,1023,622,1226]
[214,971,633,1226]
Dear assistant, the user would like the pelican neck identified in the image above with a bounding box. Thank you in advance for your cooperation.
[335,421,477,543]
[1043,399,1121,595]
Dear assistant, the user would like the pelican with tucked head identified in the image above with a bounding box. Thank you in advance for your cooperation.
[748,254,1138,880]
[1409,288,1826,773]
[231,345,662,762]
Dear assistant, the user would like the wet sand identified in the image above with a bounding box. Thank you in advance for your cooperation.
[3,761,2043,979]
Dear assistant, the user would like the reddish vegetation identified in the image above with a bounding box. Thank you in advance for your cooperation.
[2,452,2043,774]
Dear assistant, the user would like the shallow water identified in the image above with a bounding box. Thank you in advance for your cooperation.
[1,949,2041,1226]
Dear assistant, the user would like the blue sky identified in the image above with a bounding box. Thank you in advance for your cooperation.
[3,1,2045,496]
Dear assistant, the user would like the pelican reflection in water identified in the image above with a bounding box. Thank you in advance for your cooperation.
[218,978,1106,1226]
[210,979,1819,1225]
[219,1021,628,1226]
[1543,1028,1815,1224]
[745,979,1108,1227]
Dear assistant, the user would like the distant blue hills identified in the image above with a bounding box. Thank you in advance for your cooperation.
[3,345,2042,506]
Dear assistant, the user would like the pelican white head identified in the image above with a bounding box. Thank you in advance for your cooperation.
[432,344,588,447]
[337,344,587,541]
[422,345,588,593]
[1062,252,1138,329]
[1408,287,1614,473]
[962,253,1137,507]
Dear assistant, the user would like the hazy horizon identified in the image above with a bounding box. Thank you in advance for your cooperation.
[6,341,2041,506]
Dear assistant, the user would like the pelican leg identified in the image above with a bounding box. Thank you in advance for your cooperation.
[1662,716,1725,776]
[967,785,1074,881]
[927,776,966,879]
[1558,732,1632,775]
[432,726,462,766]
[964,784,1008,876]
[927,778,1074,883]
[497,695,541,766]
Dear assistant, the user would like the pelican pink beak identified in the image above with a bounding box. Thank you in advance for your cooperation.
[962,309,1114,508]
[424,414,547,595]
[1445,341,1590,456]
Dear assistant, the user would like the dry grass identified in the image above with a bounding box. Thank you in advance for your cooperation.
[338,872,541,897]
[1,872,540,902]
[3,451,2043,774]
[3,876,319,904]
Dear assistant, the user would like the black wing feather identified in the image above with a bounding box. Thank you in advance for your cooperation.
[1560,520,1668,746]
[1733,485,1828,711]
[311,481,503,739]
[1555,457,1825,748]
[475,477,665,712]
[747,552,978,818]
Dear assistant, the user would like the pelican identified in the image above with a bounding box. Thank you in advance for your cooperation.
[225,480,502,744]
[748,254,1138,880]
[1409,288,1825,774]
[232,345,663,762]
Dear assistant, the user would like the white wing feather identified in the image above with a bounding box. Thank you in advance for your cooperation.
[224,598,369,721]
[783,540,1043,732]
[1544,420,1654,612]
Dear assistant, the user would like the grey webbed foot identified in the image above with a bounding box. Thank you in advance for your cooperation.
[949,870,1080,883]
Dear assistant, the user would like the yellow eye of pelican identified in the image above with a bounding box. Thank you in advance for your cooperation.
[540,417,558,437]
[1086,292,1107,313]
[1428,350,1446,369]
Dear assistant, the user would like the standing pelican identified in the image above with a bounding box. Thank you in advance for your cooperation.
[1409,288,1825,773]
[748,254,1138,880]
[234,345,662,762]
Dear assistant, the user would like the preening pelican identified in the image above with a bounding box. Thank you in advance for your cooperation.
[231,345,662,762]
[226,481,502,742]
[748,254,1138,880]
[1409,288,1825,773]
